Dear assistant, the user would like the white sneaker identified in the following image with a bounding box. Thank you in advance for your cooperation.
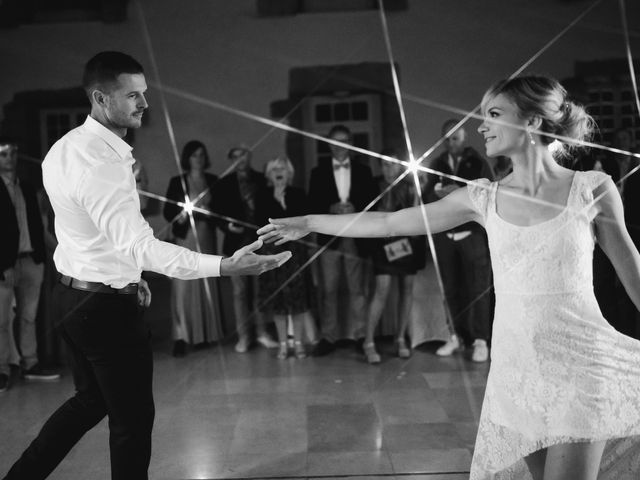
[256,334,279,349]
[471,339,489,363]
[436,334,461,356]
[235,337,250,353]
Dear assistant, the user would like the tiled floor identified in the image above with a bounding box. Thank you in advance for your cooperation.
[0,339,489,480]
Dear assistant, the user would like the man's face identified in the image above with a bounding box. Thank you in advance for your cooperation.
[229,148,251,173]
[101,73,148,131]
[0,144,17,175]
[329,130,351,161]
[445,128,466,156]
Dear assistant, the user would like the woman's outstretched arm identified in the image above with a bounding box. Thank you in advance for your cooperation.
[257,185,479,245]
[594,177,640,311]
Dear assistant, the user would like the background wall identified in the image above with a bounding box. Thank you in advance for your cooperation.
[0,0,638,232]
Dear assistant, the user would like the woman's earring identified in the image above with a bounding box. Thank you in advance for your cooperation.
[527,131,536,146]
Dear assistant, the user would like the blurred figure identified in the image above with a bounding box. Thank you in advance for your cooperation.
[256,157,316,359]
[164,140,223,356]
[422,119,495,362]
[132,157,149,213]
[307,125,377,356]
[363,150,424,364]
[615,128,640,339]
[492,155,512,181]
[0,137,60,394]
[215,145,278,352]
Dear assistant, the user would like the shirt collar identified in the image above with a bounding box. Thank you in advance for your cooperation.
[83,115,133,160]
[332,157,350,166]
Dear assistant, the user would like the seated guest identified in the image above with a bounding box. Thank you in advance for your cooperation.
[163,140,223,356]
[256,157,316,359]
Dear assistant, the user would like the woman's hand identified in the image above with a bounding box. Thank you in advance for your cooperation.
[257,216,310,245]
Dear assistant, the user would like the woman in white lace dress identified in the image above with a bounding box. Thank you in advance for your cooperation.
[258,75,640,480]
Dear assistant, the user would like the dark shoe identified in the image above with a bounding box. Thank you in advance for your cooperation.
[355,337,365,354]
[23,364,60,382]
[172,340,187,357]
[0,374,9,393]
[312,339,336,357]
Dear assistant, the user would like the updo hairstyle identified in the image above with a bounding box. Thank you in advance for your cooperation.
[482,75,595,157]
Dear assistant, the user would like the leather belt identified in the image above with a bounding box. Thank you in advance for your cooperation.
[17,252,33,259]
[60,275,138,295]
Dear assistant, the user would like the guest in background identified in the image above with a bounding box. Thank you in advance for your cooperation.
[363,149,424,364]
[215,144,278,353]
[132,157,149,213]
[307,125,377,356]
[256,157,315,360]
[0,137,60,393]
[492,155,512,181]
[163,140,223,356]
[422,119,495,362]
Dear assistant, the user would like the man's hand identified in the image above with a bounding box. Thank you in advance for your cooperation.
[137,278,152,307]
[220,239,291,276]
[257,216,310,246]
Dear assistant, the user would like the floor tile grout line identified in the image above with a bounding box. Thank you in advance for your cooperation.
[182,471,471,480]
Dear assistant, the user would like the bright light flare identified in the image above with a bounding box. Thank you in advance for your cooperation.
[406,157,421,176]
[182,198,195,215]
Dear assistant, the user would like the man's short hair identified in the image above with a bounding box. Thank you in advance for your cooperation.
[327,124,351,139]
[82,51,144,98]
[441,118,465,137]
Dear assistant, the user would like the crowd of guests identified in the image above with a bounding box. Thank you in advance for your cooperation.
[1,119,638,394]
[159,122,500,364]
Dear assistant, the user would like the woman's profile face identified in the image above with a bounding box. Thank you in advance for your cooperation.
[478,93,528,158]
[189,147,207,171]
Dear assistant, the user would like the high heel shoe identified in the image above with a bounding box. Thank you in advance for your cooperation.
[294,341,307,359]
[396,338,411,358]
[277,342,288,360]
[363,342,381,364]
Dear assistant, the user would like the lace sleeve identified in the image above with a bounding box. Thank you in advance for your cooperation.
[466,178,493,220]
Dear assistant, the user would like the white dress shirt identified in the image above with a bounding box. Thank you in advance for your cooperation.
[42,116,221,288]
[332,157,351,203]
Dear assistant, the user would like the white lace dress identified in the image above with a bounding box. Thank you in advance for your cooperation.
[467,170,640,479]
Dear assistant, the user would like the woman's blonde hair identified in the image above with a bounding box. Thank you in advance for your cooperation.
[481,75,595,157]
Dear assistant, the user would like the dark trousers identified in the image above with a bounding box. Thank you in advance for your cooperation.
[3,283,154,480]
[434,231,494,344]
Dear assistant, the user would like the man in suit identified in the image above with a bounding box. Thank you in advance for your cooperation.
[0,137,60,393]
[308,125,377,356]
[215,145,278,353]
[422,119,495,362]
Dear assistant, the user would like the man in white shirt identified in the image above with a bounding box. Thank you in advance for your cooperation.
[2,51,290,480]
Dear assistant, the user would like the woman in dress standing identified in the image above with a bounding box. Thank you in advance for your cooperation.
[363,149,424,364]
[255,157,316,360]
[164,140,223,356]
[259,75,640,479]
